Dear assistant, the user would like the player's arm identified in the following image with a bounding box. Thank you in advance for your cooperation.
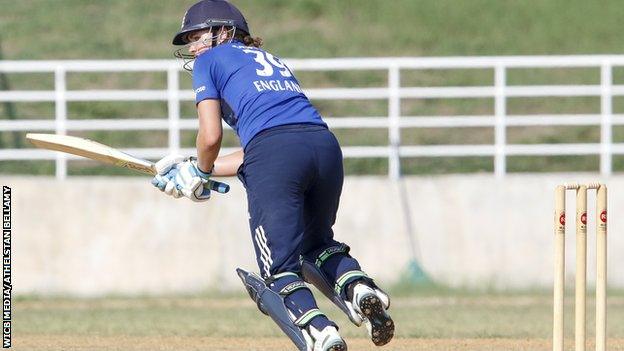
[196,99,223,173]
[213,149,244,177]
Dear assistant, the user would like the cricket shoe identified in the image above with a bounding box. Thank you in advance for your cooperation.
[351,282,394,346]
[304,325,347,351]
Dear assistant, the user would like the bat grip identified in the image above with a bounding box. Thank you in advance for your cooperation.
[206,179,230,194]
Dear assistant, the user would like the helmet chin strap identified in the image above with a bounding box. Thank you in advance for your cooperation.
[211,27,219,48]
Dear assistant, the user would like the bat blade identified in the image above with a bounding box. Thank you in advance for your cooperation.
[26,133,230,194]
[26,133,156,175]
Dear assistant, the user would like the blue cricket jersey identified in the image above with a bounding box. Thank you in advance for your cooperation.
[192,41,327,148]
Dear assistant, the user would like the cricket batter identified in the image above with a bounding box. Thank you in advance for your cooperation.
[151,1,394,350]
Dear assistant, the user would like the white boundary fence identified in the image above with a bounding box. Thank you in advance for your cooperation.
[1,56,624,179]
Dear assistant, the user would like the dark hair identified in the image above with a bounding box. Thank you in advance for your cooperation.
[235,31,263,48]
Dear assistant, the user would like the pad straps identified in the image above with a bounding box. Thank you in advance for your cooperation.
[307,244,370,296]
[335,270,369,294]
[279,280,308,295]
[314,243,350,267]
[270,271,300,281]
[271,272,327,328]
[293,308,324,327]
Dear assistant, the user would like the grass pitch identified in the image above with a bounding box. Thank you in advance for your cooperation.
[13,289,624,350]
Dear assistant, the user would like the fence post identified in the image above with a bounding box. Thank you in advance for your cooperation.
[167,65,181,155]
[494,64,507,178]
[54,66,67,179]
[600,62,613,176]
[388,64,401,179]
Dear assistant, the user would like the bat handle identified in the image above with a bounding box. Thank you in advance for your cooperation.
[206,179,230,194]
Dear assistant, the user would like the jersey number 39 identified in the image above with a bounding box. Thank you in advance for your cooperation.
[243,49,292,78]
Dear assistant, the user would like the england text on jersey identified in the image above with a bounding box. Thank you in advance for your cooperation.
[253,79,303,93]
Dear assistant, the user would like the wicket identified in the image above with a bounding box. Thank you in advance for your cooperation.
[553,182,607,351]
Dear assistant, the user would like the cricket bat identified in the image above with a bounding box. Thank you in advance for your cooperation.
[25,133,230,194]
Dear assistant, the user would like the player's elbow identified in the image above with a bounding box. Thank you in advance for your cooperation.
[197,131,222,151]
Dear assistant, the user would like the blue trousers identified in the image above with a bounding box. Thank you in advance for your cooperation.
[238,124,345,277]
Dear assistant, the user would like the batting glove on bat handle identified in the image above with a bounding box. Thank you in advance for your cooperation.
[206,179,230,194]
[156,177,230,194]
[151,167,229,196]
[190,157,230,194]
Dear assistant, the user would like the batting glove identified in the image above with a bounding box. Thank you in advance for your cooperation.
[151,156,212,202]
[152,154,185,197]
[154,154,186,175]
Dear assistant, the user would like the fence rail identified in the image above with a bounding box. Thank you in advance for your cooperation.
[1,56,623,179]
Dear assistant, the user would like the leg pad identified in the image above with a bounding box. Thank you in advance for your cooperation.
[237,268,311,351]
[301,257,367,326]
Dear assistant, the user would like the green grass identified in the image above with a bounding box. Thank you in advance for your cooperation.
[1,0,623,175]
[3,0,624,60]
[14,290,624,340]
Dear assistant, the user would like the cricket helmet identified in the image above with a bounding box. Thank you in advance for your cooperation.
[172,0,250,45]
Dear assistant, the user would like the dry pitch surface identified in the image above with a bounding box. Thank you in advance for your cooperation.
[15,335,624,351]
[14,294,624,350]
[9,335,562,350]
